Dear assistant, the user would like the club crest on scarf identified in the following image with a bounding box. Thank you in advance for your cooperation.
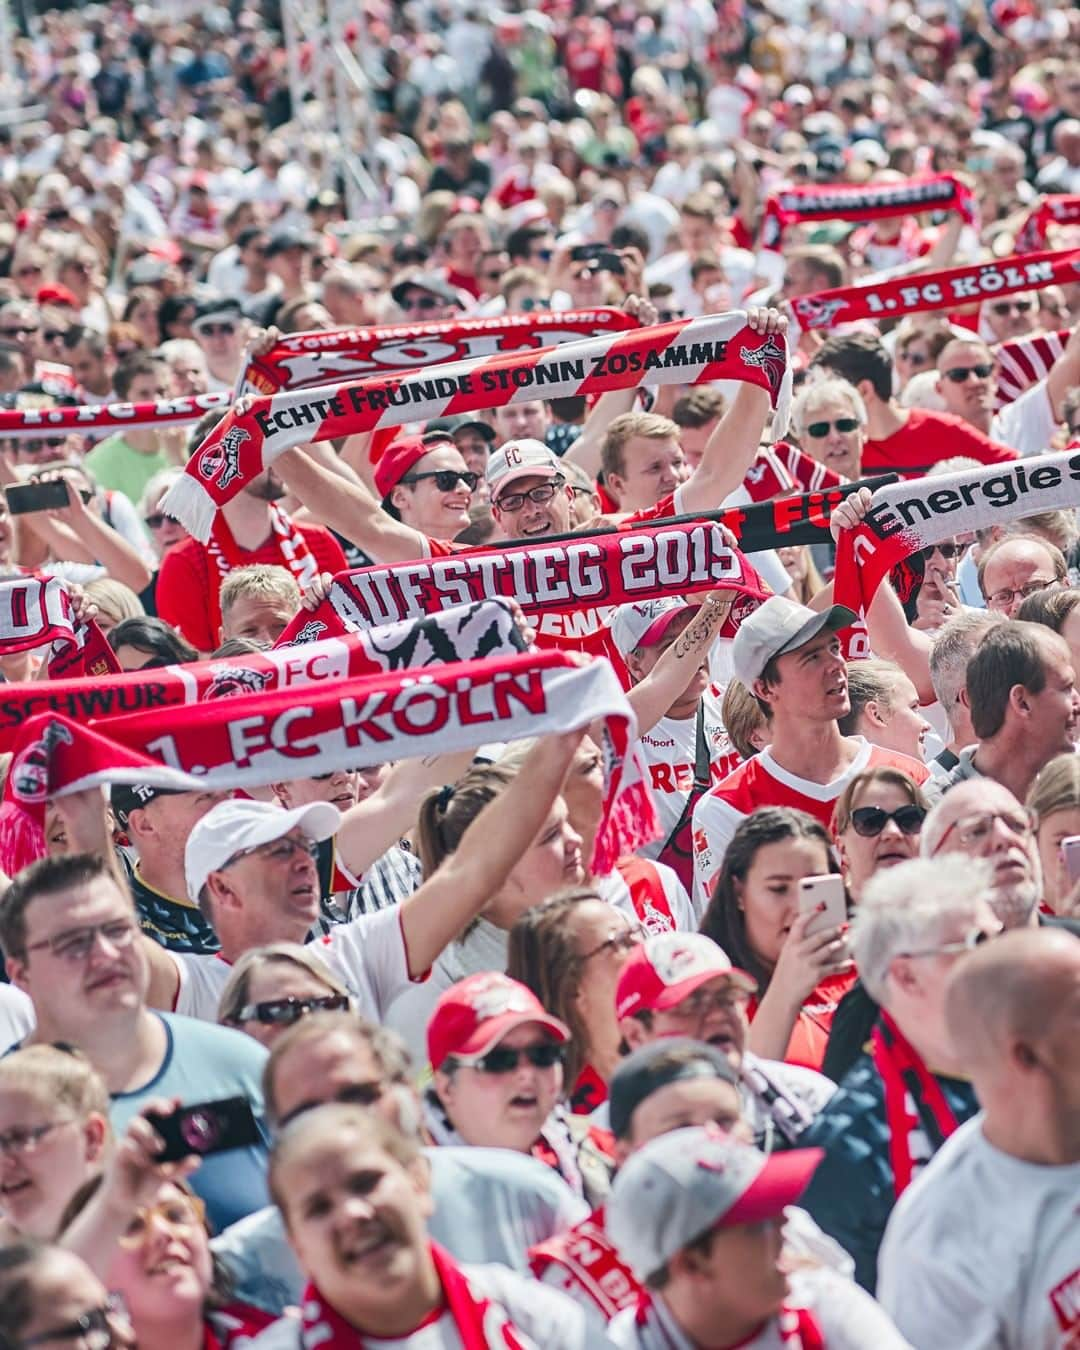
[11,719,72,803]
[203,665,272,700]
[199,426,249,490]
[791,296,851,329]
[740,335,787,392]
[286,619,328,646]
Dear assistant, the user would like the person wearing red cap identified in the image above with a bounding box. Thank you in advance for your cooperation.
[425,972,613,1207]
[375,432,478,542]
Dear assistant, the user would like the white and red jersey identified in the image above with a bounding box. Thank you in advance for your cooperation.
[691,738,930,904]
[601,858,695,934]
[531,1207,641,1325]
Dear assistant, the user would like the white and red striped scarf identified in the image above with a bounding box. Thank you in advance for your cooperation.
[1015,194,1080,254]
[761,173,975,252]
[207,501,318,590]
[0,391,230,441]
[789,247,1080,332]
[0,577,119,680]
[993,327,1068,408]
[742,442,846,503]
[163,313,793,541]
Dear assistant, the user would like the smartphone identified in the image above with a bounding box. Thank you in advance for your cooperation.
[592,249,625,275]
[569,243,604,262]
[798,875,848,939]
[1061,836,1080,884]
[147,1096,262,1164]
[5,480,72,514]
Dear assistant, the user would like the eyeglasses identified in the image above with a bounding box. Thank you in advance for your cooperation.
[195,323,236,337]
[23,917,137,964]
[932,808,1034,855]
[942,363,994,383]
[144,513,170,529]
[495,478,564,512]
[669,985,751,1019]
[920,541,962,560]
[0,1119,73,1156]
[460,1042,565,1074]
[223,835,318,868]
[400,469,479,492]
[579,925,644,963]
[849,804,926,837]
[805,418,860,438]
[18,1294,131,1350]
[236,993,349,1024]
[986,577,1057,610]
[22,437,69,452]
[990,300,1033,315]
[400,295,440,312]
[900,924,1002,960]
[119,1194,206,1248]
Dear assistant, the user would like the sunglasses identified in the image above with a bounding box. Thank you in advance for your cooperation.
[144,513,170,529]
[196,322,236,337]
[43,329,68,342]
[520,297,551,312]
[401,469,479,491]
[920,541,962,560]
[806,417,859,438]
[401,295,440,311]
[942,363,994,383]
[990,299,1033,315]
[461,1042,565,1074]
[850,804,926,837]
[236,993,350,1024]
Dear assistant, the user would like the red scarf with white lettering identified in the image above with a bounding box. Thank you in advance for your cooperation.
[0,598,527,751]
[204,501,318,637]
[0,577,119,680]
[163,313,792,541]
[1015,194,1080,253]
[871,1012,961,1199]
[7,649,657,874]
[761,173,975,251]
[299,1243,532,1349]
[788,247,1080,332]
[0,392,230,441]
[529,1208,640,1321]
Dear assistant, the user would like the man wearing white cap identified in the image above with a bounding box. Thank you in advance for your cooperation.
[138,734,583,1023]
[605,1125,910,1348]
[691,595,929,904]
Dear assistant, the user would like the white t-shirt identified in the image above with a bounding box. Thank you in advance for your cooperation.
[172,905,412,1022]
[878,1114,1080,1349]
[990,379,1057,459]
[0,983,35,1053]
[609,1268,911,1348]
[249,1260,617,1350]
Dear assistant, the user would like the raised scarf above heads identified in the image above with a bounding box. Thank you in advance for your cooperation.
[993,327,1068,408]
[832,449,1080,619]
[27,649,655,874]
[1015,194,1080,254]
[0,597,527,750]
[240,307,640,393]
[761,173,976,252]
[274,478,894,647]
[788,246,1080,332]
[299,1243,535,1350]
[0,576,120,680]
[163,312,793,542]
[0,390,230,439]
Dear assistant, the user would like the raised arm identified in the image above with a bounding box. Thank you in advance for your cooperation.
[627,591,736,735]
[1046,322,1080,420]
[397,729,585,977]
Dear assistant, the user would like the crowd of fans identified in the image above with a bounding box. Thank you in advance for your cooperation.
[0,0,1078,1347]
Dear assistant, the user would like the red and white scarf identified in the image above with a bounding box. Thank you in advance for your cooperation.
[871,1012,961,1199]
[299,1244,534,1349]
[241,308,639,393]
[0,598,526,750]
[204,501,318,636]
[833,450,1080,618]
[12,649,656,874]
[742,442,847,503]
[628,1292,825,1348]
[993,327,1068,408]
[163,313,793,541]
[529,1208,640,1321]
[788,246,1080,332]
[0,577,119,680]
[0,391,229,440]
[761,173,975,252]
[1015,194,1080,254]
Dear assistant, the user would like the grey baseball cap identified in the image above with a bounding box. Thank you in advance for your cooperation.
[606,1126,824,1282]
[731,595,856,689]
[608,1040,739,1141]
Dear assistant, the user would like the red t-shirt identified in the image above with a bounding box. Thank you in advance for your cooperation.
[157,524,348,652]
[862,409,1018,479]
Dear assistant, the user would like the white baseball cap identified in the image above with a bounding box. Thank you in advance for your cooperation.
[185,798,341,903]
[731,595,856,689]
[485,439,564,501]
[607,1125,824,1282]
[610,598,699,660]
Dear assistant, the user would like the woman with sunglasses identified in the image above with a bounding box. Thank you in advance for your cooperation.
[218,944,351,1049]
[374,433,476,543]
[508,890,644,1115]
[0,1244,134,1350]
[790,377,867,482]
[425,973,612,1207]
[832,767,928,904]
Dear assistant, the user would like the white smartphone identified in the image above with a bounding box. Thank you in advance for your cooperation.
[798,874,848,939]
[1061,836,1080,884]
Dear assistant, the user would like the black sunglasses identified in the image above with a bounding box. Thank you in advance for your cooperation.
[806,417,859,438]
[942,363,994,383]
[401,295,440,311]
[236,993,349,1025]
[144,513,169,529]
[465,1042,565,1074]
[990,300,1032,315]
[401,469,479,492]
[921,542,962,560]
[850,804,926,837]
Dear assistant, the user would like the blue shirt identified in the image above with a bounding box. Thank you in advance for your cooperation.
[110,1012,270,1232]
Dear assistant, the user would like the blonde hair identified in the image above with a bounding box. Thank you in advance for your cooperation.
[217,942,349,1026]
[83,578,144,629]
[219,564,301,620]
[720,680,767,761]
[0,1045,110,1123]
[601,412,681,478]
[1027,752,1080,824]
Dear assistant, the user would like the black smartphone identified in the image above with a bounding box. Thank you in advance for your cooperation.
[569,243,604,262]
[147,1096,262,1163]
[592,249,625,275]
[5,480,72,514]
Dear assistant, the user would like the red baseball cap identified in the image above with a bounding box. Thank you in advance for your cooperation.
[374,435,450,500]
[615,933,756,1022]
[427,972,570,1071]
